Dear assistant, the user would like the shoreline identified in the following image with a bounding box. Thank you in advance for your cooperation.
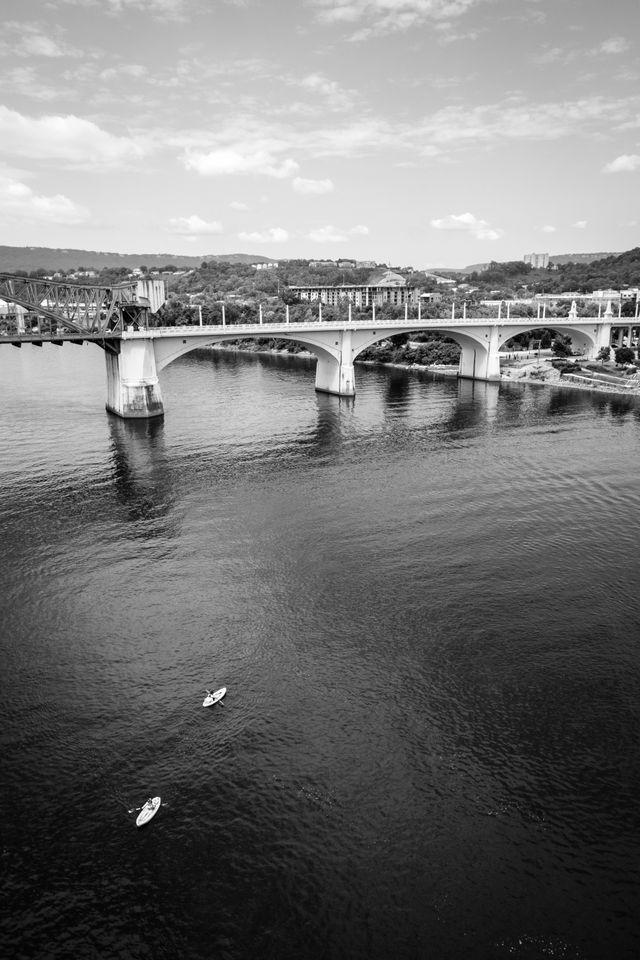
[205,342,640,400]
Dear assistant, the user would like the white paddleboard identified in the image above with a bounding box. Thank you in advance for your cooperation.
[136,796,161,827]
[203,686,226,707]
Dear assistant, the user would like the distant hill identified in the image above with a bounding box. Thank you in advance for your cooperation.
[424,267,461,276]
[206,253,275,265]
[549,252,621,266]
[462,252,620,273]
[460,262,490,274]
[0,246,274,272]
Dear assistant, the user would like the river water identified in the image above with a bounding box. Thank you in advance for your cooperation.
[1,343,640,960]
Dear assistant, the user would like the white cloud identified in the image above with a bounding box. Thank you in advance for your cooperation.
[167,215,223,236]
[418,96,640,146]
[603,154,640,173]
[599,37,630,55]
[19,33,65,58]
[0,66,66,102]
[297,73,355,110]
[574,220,588,229]
[238,227,289,243]
[0,105,147,169]
[230,200,249,210]
[533,46,564,65]
[0,22,72,59]
[309,118,398,157]
[536,36,630,63]
[307,225,348,243]
[542,225,556,233]
[183,147,299,179]
[0,175,89,224]
[293,177,334,194]
[300,73,338,94]
[312,0,487,40]
[350,224,369,235]
[99,64,148,81]
[59,0,190,21]
[431,212,503,240]
[174,94,640,179]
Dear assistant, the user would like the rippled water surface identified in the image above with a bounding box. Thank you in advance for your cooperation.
[2,344,640,960]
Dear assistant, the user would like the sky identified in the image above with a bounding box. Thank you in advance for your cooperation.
[0,0,638,268]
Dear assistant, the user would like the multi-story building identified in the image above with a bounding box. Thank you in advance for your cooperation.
[523,252,549,269]
[289,270,418,308]
[0,299,27,332]
[308,259,379,270]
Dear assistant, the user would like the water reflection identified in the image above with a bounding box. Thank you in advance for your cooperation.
[309,392,352,453]
[439,379,499,434]
[384,369,412,406]
[608,395,635,419]
[107,415,177,535]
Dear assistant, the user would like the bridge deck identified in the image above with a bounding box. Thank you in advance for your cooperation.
[0,314,608,346]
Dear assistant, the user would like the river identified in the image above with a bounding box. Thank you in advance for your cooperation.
[1,343,640,960]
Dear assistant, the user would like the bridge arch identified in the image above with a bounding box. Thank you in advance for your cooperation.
[152,327,359,396]
[151,329,342,371]
[149,322,502,399]
[497,322,599,356]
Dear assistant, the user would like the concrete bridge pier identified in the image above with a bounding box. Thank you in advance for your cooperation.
[105,337,164,418]
[314,328,356,396]
[457,327,501,382]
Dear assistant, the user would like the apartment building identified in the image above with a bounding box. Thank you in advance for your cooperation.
[289,270,418,308]
[523,252,550,269]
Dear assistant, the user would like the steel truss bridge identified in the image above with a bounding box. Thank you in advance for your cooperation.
[0,274,164,341]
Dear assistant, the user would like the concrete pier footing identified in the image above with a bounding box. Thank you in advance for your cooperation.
[105,339,164,419]
[311,328,356,396]
[314,356,356,396]
[456,328,501,382]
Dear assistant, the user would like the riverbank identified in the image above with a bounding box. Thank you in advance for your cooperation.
[206,341,461,378]
[206,342,640,398]
[501,357,640,397]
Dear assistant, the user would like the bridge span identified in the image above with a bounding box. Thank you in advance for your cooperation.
[99,311,614,418]
[0,270,621,418]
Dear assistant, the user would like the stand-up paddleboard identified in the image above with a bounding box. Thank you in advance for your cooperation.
[203,686,226,707]
[136,796,161,827]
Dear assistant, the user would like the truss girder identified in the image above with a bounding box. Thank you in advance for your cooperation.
[0,275,142,335]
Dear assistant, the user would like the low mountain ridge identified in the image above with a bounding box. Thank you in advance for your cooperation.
[0,246,274,272]
[462,252,621,273]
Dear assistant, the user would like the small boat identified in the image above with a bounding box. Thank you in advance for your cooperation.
[136,796,161,827]
[203,686,226,707]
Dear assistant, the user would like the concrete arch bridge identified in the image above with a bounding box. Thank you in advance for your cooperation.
[0,273,617,418]
[104,311,613,418]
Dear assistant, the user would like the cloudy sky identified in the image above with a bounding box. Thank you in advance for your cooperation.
[1,0,638,267]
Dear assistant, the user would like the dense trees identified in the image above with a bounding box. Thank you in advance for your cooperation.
[614,346,635,366]
[468,248,640,298]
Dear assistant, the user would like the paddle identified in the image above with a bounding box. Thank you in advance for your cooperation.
[128,798,154,814]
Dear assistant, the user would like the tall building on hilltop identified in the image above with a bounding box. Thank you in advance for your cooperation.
[523,252,549,269]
